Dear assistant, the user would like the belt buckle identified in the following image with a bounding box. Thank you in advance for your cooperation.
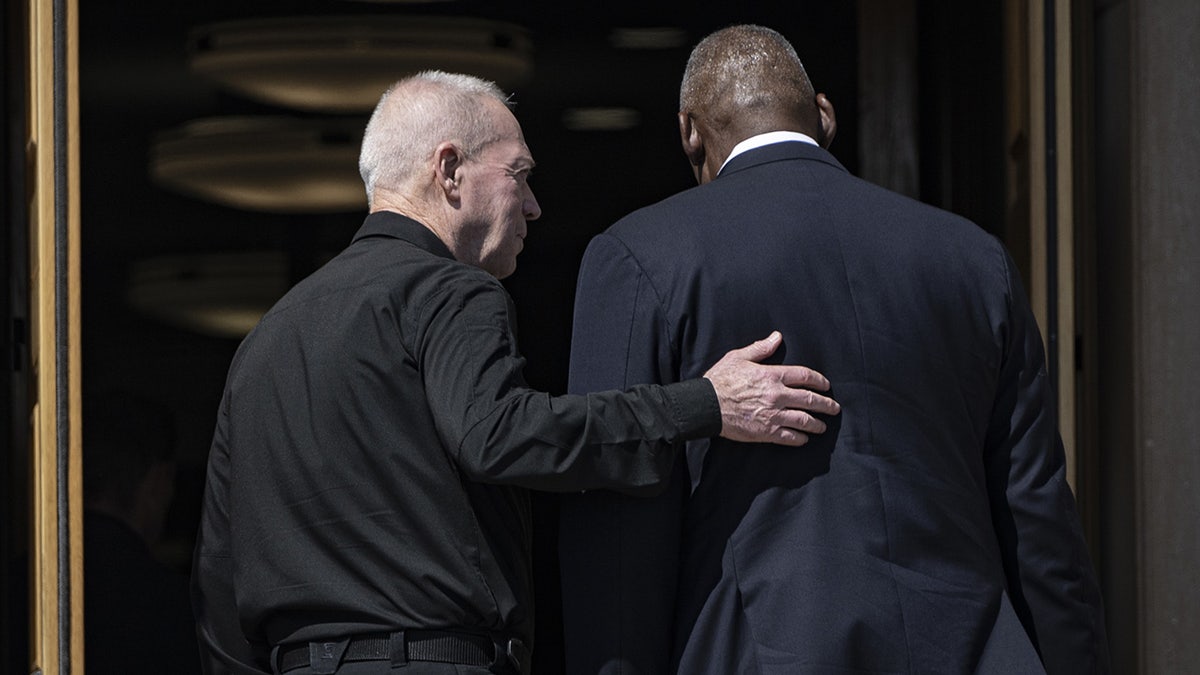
[489,637,529,675]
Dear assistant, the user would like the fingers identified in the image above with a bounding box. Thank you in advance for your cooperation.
[772,409,828,435]
[776,364,832,391]
[771,429,811,447]
[724,331,782,363]
[771,384,840,416]
[751,409,828,447]
[706,332,841,446]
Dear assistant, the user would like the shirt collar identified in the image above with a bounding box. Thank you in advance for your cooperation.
[718,131,819,175]
[352,210,456,261]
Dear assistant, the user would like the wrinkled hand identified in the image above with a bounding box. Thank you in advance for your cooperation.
[703,331,840,446]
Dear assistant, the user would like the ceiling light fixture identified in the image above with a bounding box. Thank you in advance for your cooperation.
[610,27,688,50]
[189,16,533,113]
[562,107,642,132]
[150,116,366,214]
[126,252,292,339]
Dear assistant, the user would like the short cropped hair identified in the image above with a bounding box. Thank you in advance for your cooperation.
[679,25,816,129]
[359,71,511,205]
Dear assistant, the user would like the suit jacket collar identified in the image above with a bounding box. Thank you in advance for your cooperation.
[717,140,848,179]
[351,210,456,261]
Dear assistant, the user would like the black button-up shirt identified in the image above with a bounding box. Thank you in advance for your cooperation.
[192,212,721,672]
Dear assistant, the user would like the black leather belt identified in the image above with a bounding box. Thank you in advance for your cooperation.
[275,630,528,674]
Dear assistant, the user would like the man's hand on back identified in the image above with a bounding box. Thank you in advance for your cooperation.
[703,331,840,446]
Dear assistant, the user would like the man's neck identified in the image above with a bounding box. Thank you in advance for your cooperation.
[370,193,454,254]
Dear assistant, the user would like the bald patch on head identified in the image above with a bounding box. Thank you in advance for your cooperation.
[679,25,818,134]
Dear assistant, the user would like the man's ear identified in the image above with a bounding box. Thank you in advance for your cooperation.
[816,93,837,149]
[434,142,464,201]
[679,111,706,169]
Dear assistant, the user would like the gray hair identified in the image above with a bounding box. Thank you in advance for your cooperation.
[679,25,816,129]
[359,71,511,206]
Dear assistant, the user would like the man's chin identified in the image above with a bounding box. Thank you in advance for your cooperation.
[491,260,518,279]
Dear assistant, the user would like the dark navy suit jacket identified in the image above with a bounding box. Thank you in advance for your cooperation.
[559,141,1108,674]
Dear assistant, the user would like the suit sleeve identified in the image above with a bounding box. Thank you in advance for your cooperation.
[983,250,1110,674]
[191,392,272,674]
[559,233,688,675]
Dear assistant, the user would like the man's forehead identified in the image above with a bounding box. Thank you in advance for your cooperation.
[477,101,534,164]
[482,135,535,167]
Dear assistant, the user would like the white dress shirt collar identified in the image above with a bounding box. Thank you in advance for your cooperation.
[718,131,819,175]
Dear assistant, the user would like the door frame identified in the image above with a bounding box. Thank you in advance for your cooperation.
[25,0,82,672]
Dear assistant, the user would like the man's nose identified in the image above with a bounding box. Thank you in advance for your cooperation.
[524,186,542,221]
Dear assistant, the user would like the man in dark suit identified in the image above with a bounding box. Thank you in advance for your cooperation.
[560,24,1108,675]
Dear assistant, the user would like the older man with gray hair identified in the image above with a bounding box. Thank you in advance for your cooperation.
[191,70,840,675]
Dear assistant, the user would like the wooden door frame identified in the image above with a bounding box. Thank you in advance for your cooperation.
[26,0,82,672]
[1004,0,1102,533]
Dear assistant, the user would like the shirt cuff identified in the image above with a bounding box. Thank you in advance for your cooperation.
[664,378,723,440]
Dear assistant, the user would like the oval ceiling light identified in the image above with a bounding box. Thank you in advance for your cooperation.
[126,252,291,339]
[188,16,533,113]
[562,107,642,132]
[150,116,366,214]
[610,27,688,50]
